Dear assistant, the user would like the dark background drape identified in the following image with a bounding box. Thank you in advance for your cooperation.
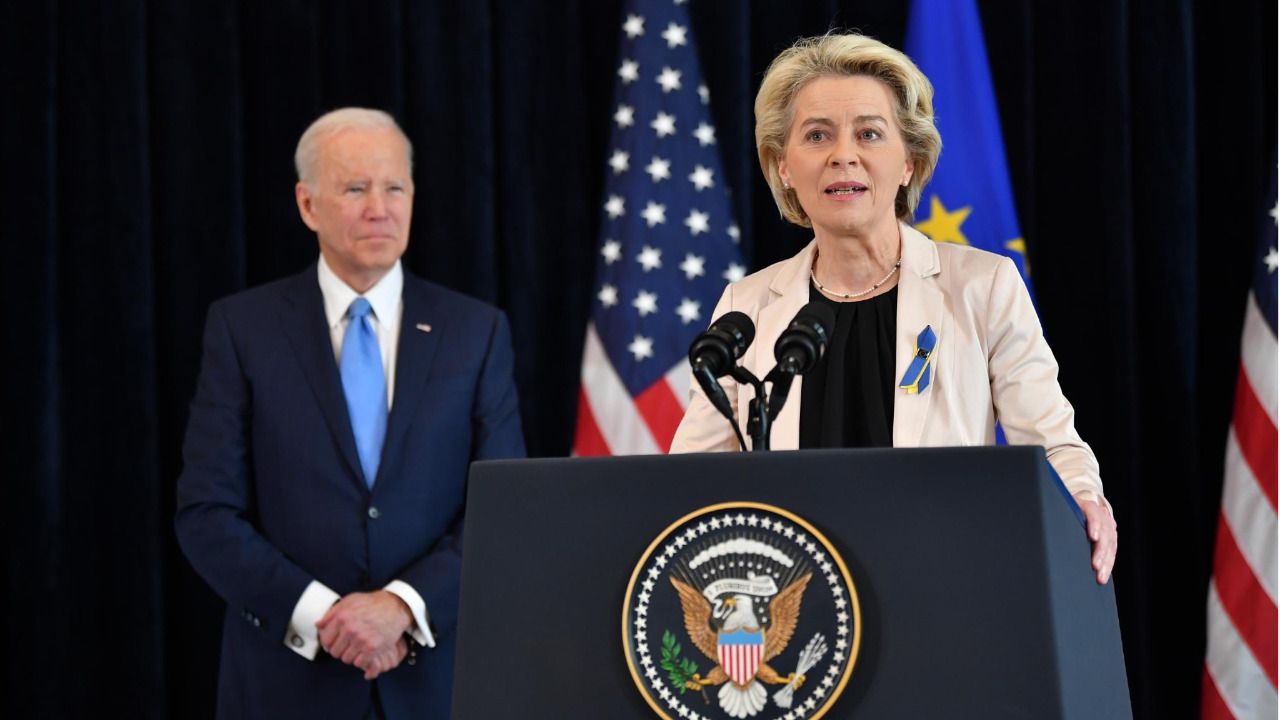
[2,0,1274,717]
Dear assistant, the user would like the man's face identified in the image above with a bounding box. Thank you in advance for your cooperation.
[296,127,414,291]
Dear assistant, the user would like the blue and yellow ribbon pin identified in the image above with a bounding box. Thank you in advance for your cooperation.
[898,325,937,394]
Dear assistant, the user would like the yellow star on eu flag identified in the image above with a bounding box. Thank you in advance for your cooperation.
[1005,237,1029,274]
[916,195,972,245]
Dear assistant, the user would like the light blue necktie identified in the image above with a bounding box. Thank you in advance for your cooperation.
[341,298,387,488]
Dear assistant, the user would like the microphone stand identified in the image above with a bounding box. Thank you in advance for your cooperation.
[722,364,801,451]
[728,366,771,451]
[764,367,794,422]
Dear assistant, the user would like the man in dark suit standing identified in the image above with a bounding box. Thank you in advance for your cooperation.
[176,107,524,719]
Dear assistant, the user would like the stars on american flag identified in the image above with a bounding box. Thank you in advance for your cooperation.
[688,165,714,191]
[614,104,635,128]
[676,298,701,325]
[604,195,625,219]
[684,209,709,235]
[598,284,619,308]
[1266,203,1278,273]
[644,156,672,182]
[693,122,716,147]
[723,262,746,283]
[636,245,663,271]
[641,201,667,227]
[660,22,687,49]
[622,14,645,38]
[618,59,640,84]
[679,253,705,279]
[609,150,630,174]
[651,112,676,138]
[656,66,682,93]
[601,239,622,264]
[628,335,654,362]
[633,290,658,316]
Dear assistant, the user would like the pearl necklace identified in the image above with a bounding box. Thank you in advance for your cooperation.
[810,253,902,299]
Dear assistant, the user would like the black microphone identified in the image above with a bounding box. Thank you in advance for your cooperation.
[764,302,834,423]
[688,311,755,423]
[774,302,835,376]
[689,311,755,377]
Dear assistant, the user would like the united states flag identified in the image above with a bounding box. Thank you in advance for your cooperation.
[573,0,743,456]
[1202,178,1278,719]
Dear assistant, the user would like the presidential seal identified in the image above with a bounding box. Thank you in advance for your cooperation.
[623,502,859,720]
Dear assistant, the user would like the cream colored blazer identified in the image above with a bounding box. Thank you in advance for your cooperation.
[670,223,1105,504]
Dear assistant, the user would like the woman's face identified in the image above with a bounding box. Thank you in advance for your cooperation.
[778,74,913,240]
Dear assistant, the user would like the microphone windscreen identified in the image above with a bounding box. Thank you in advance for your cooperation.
[773,301,836,375]
[794,302,835,338]
[712,311,756,353]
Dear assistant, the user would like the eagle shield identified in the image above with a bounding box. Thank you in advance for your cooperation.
[718,629,765,686]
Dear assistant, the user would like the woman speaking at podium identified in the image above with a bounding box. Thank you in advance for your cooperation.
[670,33,1117,584]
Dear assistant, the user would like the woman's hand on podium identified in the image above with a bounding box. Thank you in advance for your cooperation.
[1075,496,1118,585]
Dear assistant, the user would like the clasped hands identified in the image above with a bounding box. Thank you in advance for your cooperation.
[317,590,413,680]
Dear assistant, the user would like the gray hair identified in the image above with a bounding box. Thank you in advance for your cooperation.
[294,107,414,184]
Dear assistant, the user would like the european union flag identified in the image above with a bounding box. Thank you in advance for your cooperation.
[906,0,1031,290]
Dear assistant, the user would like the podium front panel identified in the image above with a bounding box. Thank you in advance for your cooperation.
[452,447,1129,719]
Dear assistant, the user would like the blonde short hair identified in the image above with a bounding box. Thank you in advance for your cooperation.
[754,33,941,226]
[294,107,414,185]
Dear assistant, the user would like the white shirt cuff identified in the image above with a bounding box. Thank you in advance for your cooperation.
[384,579,436,648]
[284,580,341,660]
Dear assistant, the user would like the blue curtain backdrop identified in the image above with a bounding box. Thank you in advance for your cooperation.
[1,1,1274,717]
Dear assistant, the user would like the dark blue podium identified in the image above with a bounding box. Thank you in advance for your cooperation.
[451,447,1131,719]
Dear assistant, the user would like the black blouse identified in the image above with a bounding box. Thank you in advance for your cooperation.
[798,284,898,449]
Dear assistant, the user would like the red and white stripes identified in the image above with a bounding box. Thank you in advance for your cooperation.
[1204,292,1278,719]
[573,323,691,456]
[719,641,763,686]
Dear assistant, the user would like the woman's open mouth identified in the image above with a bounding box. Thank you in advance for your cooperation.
[824,181,867,197]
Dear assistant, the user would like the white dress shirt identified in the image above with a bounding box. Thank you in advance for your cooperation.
[283,255,435,660]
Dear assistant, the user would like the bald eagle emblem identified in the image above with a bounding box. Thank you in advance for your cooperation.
[624,503,859,720]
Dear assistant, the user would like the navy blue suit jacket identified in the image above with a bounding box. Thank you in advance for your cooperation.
[176,265,524,719]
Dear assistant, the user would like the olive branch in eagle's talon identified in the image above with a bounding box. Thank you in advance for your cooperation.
[660,630,710,704]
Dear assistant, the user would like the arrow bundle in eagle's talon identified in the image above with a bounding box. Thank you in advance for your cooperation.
[773,633,829,709]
